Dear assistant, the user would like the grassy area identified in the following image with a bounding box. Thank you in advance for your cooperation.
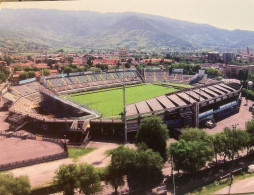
[66,84,177,117]
[188,172,254,195]
[68,148,95,161]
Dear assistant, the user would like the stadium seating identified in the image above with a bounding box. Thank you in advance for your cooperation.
[43,71,142,93]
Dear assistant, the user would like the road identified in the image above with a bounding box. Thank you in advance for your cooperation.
[9,141,119,187]
[215,176,254,194]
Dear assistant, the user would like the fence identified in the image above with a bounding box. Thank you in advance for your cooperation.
[0,131,68,172]
[0,152,68,172]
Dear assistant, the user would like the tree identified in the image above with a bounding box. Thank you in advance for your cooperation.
[42,69,51,76]
[107,145,136,192]
[87,58,93,66]
[206,68,222,78]
[136,116,169,161]
[221,128,250,161]
[78,163,102,195]
[27,55,33,61]
[14,65,22,72]
[0,173,31,195]
[107,145,164,192]
[28,71,36,78]
[179,128,211,144]
[246,120,254,147]
[24,66,32,72]
[169,139,214,173]
[238,70,247,82]
[47,59,53,69]
[124,62,131,68]
[58,49,64,52]
[54,164,79,195]
[211,132,228,163]
[19,72,28,80]
[64,67,73,75]
[104,164,125,194]
[133,148,163,187]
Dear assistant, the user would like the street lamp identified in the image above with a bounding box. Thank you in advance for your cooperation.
[228,123,239,194]
[246,81,253,106]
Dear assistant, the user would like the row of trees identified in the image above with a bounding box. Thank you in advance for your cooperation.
[172,63,201,75]
[0,173,31,195]
[169,124,254,173]
[18,69,51,80]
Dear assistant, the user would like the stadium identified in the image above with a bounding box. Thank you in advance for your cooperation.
[1,68,242,145]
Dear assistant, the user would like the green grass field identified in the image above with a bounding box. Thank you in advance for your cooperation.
[66,84,177,117]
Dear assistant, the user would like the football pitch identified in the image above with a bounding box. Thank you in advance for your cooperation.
[66,84,177,117]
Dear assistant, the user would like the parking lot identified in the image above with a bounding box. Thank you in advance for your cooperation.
[205,98,253,134]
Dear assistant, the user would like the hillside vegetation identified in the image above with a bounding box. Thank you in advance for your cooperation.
[1,9,254,52]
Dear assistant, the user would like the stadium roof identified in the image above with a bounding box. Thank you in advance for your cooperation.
[126,82,241,117]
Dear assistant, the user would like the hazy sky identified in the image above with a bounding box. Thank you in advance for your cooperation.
[2,0,254,31]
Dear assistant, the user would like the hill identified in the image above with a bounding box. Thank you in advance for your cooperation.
[0,8,254,52]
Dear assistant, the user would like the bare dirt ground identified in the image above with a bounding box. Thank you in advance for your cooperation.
[0,136,64,164]
[0,111,10,131]
[205,98,253,134]
[9,141,120,188]
[214,176,254,194]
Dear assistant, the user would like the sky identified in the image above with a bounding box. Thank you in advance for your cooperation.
[2,0,254,31]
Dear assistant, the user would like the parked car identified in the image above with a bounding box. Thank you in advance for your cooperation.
[205,120,216,129]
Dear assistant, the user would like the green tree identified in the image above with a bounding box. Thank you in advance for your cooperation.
[180,128,211,143]
[124,62,131,68]
[14,65,22,72]
[222,128,249,161]
[64,67,73,75]
[104,164,125,194]
[107,145,164,191]
[0,173,31,195]
[211,132,228,163]
[107,145,136,192]
[206,68,222,78]
[78,163,102,195]
[87,58,93,66]
[42,69,51,76]
[54,164,79,195]
[28,71,36,78]
[19,72,28,80]
[24,66,32,72]
[0,71,7,83]
[169,139,214,173]
[246,120,254,147]
[133,148,163,187]
[32,66,39,71]
[136,116,169,161]
[27,55,33,61]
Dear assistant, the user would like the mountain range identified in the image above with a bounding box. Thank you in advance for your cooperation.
[0,8,254,52]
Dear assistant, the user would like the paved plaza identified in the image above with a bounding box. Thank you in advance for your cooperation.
[205,98,253,134]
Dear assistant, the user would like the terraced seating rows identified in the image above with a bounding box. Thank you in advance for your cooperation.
[10,82,40,98]
[144,70,187,82]
[45,71,142,93]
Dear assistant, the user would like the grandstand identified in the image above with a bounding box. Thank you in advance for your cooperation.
[44,70,142,94]
[143,68,193,83]
[0,67,243,143]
